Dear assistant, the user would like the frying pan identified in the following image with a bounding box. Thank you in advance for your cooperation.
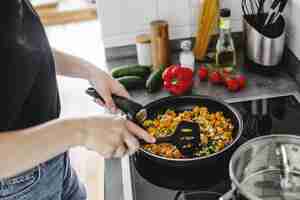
[86,88,244,168]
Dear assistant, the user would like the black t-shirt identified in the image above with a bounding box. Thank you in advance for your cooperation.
[0,0,60,131]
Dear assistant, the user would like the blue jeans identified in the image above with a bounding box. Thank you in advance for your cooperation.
[0,153,87,200]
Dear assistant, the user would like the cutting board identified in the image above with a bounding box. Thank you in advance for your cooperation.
[31,0,59,9]
[33,0,97,26]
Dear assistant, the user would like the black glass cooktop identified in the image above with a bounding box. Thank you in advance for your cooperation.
[127,95,300,200]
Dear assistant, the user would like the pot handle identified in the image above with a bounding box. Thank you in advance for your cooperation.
[86,87,143,120]
[219,187,236,200]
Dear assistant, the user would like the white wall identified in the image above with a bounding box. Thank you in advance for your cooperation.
[286,0,300,59]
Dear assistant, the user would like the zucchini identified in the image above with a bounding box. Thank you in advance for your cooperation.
[117,76,146,90]
[146,67,164,93]
[111,65,151,78]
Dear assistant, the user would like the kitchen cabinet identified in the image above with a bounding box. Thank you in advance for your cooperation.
[157,0,191,39]
[97,0,157,47]
[96,0,243,48]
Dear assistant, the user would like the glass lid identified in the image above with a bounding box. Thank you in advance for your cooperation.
[229,135,300,200]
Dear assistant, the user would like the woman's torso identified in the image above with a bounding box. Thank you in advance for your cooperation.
[0,0,60,131]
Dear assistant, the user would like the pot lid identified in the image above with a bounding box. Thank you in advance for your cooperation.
[229,135,300,200]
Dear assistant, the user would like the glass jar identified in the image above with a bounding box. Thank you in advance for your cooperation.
[136,34,152,66]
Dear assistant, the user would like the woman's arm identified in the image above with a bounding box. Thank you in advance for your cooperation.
[53,49,129,111]
[0,115,154,180]
[53,49,94,80]
[0,118,82,179]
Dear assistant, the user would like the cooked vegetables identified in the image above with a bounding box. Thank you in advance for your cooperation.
[142,106,234,159]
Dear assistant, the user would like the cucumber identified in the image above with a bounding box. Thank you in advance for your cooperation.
[117,76,146,90]
[146,67,165,93]
[111,65,151,78]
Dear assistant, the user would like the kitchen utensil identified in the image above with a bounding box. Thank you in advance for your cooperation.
[264,0,288,26]
[257,0,266,25]
[142,121,202,158]
[264,0,281,25]
[220,135,300,200]
[86,87,243,167]
[270,0,288,25]
[242,0,249,16]
[248,0,255,15]
[258,0,266,14]
[242,0,266,26]
[242,0,259,16]
[243,17,285,67]
[242,0,250,16]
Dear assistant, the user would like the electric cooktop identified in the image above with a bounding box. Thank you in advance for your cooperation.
[121,93,300,200]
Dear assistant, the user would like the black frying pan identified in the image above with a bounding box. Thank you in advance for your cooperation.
[86,88,244,168]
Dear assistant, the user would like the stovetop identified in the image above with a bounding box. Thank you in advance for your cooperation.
[121,94,300,200]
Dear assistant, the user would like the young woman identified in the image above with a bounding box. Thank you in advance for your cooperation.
[0,1,154,200]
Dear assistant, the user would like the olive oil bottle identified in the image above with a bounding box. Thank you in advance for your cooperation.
[216,8,236,68]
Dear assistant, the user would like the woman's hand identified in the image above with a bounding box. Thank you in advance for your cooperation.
[88,67,128,112]
[84,66,156,158]
[80,115,155,158]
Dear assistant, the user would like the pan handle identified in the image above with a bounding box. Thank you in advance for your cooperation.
[86,87,143,120]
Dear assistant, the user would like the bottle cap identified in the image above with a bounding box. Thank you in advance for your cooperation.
[181,40,192,51]
[220,8,231,18]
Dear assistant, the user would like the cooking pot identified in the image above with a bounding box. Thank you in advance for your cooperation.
[86,88,244,169]
[220,135,300,200]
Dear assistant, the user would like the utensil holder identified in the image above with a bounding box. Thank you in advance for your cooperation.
[243,16,286,69]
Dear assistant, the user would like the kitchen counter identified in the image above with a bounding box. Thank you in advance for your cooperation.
[107,50,299,104]
[104,49,300,200]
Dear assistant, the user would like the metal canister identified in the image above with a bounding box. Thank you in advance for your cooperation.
[243,17,286,68]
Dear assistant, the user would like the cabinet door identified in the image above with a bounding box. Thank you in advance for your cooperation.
[157,0,191,39]
[98,0,157,37]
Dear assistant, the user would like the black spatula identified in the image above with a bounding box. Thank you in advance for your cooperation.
[142,121,202,158]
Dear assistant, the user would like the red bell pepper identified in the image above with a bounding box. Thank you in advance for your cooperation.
[162,65,194,95]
